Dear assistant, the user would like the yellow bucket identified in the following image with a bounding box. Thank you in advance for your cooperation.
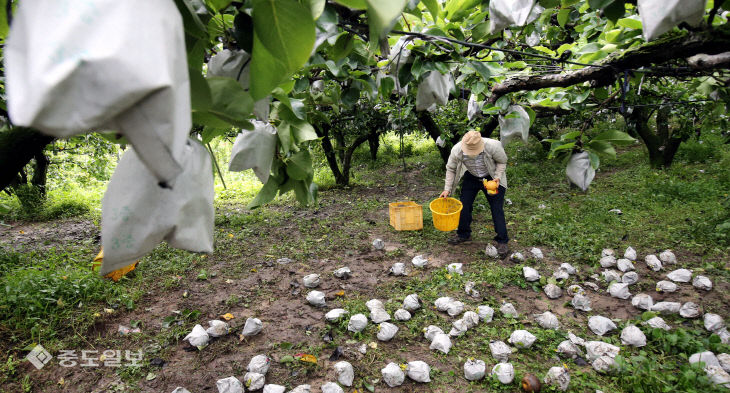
[429,197,463,231]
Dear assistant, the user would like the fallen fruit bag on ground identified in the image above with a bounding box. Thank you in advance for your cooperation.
[100,139,214,275]
[5,0,191,186]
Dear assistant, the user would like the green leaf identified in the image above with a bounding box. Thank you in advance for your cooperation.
[365,0,408,40]
[593,87,609,100]
[504,61,527,69]
[302,0,326,19]
[539,0,561,8]
[556,43,574,55]
[0,0,8,40]
[188,38,208,71]
[589,152,601,171]
[200,127,227,145]
[524,107,536,126]
[593,129,636,145]
[293,179,318,206]
[248,175,281,209]
[233,11,254,53]
[604,28,622,42]
[173,0,209,40]
[279,107,318,143]
[189,68,212,111]
[548,141,576,158]
[334,0,367,9]
[470,61,492,80]
[586,139,616,157]
[557,8,570,27]
[561,131,581,141]
[587,0,613,9]
[277,122,293,155]
[205,77,254,127]
[379,76,395,97]
[341,87,361,107]
[532,46,556,56]
[286,150,313,180]
[331,33,355,61]
[250,0,316,100]
[207,0,231,11]
[617,17,642,30]
[422,0,441,22]
[471,21,490,41]
[602,0,625,22]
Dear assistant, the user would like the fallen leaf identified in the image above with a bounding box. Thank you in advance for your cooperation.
[295,353,317,364]
[334,290,345,297]
[146,372,156,381]
[220,313,235,321]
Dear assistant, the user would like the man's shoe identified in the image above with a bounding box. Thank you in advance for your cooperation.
[497,242,510,258]
[448,235,471,245]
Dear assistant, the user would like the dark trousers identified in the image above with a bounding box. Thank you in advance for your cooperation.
[457,171,509,243]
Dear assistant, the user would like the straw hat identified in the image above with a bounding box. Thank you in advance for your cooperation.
[461,130,484,156]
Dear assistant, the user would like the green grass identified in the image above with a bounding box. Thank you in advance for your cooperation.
[0,248,139,345]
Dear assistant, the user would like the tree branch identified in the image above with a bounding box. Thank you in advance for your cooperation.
[687,51,730,69]
[488,27,730,103]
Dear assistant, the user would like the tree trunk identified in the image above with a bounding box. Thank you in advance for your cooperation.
[367,131,379,161]
[629,107,664,168]
[416,111,451,163]
[333,129,346,162]
[628,106,688,169]
[315,123,384,186]
[31,151,50,198]
[479,117,498,138]
[314,123,348,185]
[0,127,56,192]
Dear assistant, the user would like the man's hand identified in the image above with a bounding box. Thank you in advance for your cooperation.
[494,177,500,188]
[439,190,449,198]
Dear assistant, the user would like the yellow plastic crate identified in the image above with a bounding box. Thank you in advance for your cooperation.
[389,201,423,231]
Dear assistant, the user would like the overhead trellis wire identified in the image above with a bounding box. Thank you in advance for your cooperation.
[388,29,609,69]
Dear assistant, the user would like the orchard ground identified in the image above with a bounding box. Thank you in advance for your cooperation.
[1,131,730,392]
